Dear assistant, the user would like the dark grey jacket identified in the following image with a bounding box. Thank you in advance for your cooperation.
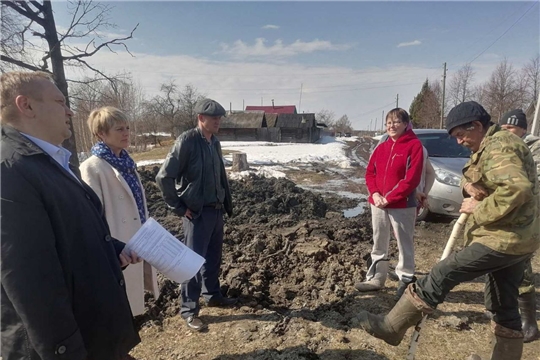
[0,126,140,360]
[155,128,233,218]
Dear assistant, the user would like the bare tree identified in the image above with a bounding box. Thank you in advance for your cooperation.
[522,54,540,106]
[483,58,524,120]
[70,75,147,153]
[316,109,336,128]
[448,64,476,107]
[178,84,206,128]
[334,114,353,133]
[1,0,138,165]
[146,81,205,137]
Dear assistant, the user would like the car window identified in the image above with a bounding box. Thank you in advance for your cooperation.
[416,133,471,158]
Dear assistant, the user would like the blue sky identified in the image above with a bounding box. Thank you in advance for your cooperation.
[52,1,539,129]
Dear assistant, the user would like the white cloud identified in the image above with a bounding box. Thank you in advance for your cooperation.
[262,24,280,30]
[219,38,352,59]
[397,40,422,48]
[62,47,438,130]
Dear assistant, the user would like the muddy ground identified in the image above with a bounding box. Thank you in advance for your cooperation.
[131,138,539,360]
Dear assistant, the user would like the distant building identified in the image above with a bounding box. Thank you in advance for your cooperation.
[275,113,319,143]
[218,109,320,143]
[245,105,297,114]
[219,111,268,141]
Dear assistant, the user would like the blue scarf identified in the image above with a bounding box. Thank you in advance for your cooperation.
[91,142,146,224]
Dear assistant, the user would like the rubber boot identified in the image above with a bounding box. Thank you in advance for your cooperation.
[358,284,434,346]
[355,259,389,292]
[468,321,524,360]
[518,291,539,343]
[491,321,524,360]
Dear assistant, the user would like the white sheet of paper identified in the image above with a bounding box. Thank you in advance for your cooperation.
[125,217,204,284]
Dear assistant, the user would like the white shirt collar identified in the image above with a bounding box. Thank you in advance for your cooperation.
[20,133,72,172]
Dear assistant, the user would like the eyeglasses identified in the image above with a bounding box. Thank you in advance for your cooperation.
[386,121,403,127]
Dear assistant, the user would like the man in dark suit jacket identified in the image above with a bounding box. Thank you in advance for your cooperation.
[1,71,141,360]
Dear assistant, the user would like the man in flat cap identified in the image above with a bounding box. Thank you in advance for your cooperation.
[358,101,539,359]
[156,98,236,331]
[498,108,540,343]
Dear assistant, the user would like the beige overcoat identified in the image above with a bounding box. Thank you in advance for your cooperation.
[80,155,159,316]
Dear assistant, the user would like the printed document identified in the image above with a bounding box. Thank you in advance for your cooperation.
[125,218,204,283]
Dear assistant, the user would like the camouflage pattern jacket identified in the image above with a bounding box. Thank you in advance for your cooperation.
[523,133,540,181]
[461,124,540,255]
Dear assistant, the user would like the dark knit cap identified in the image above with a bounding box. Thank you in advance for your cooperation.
[194,99,226,117]
[445,101,491,134]
[499,109,527,130]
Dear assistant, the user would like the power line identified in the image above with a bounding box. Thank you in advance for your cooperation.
[447,1,534,68]
[358,101,397,117]
[467,1,538,65]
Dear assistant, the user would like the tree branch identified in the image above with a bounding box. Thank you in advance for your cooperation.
[0,54,50,72]
[69,57,119,93]
[4,1,45,26]
[29,1,44,11]
[62,23,138,60]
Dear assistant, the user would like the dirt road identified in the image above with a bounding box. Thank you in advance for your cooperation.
[131,138,539,360]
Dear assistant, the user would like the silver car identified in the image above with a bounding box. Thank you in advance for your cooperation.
[414,129,471,220]
[375,129,471,220]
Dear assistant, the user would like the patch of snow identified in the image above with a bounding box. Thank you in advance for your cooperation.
[343,203,366,217]
[137,159,166,167]
[139,132,172,137]
[221,140,350,167]
[227,165,287,180]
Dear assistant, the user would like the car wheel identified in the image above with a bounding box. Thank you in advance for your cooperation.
[416,206,430,221]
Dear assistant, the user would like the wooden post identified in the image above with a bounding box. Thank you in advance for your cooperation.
[232,152,249,172]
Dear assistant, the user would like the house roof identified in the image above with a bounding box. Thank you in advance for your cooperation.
[265,113,279,127]
[220,111,266,129]
[275,113,316,128]
[245,105,297,114]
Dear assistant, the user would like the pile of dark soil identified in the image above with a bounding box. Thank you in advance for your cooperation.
[135,168,385,328]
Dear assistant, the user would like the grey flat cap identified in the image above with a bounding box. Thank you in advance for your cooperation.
[195,98,226,116]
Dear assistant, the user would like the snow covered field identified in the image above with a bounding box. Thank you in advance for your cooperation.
[136,136,358,176]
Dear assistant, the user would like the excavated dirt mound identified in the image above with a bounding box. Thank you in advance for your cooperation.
[135,168,398,328]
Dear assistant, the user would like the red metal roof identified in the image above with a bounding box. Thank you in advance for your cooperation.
[245,105,297,114]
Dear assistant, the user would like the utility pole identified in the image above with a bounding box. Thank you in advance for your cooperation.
[396,94,399,108]
[374,117,377,133]
[440,62,447,129]
[382,110,385,131]
[532,92,540,136]
[298,83,303,113]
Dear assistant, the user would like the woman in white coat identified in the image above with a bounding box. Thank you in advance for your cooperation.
[80,106,159,316]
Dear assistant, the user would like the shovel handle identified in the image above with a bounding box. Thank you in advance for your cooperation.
[440,213,470,261]
[406,213,470,360]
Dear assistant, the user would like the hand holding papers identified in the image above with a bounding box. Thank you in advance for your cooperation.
[125,218,204,283]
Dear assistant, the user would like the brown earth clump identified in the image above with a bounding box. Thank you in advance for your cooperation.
[135,168,398,329]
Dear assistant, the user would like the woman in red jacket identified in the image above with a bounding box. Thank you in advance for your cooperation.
[356,108,424,300]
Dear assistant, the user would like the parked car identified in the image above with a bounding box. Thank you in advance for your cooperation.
[374,129,471,220]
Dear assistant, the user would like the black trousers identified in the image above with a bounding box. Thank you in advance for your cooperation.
[415,242,530,330]
[180,207,224,318]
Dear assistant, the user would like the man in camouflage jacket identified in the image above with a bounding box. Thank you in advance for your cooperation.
[498,109,540,342]
[358,101,539,360]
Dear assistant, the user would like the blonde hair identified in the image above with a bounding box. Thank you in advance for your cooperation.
[0,71,54,124]
[87,106,129,140]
